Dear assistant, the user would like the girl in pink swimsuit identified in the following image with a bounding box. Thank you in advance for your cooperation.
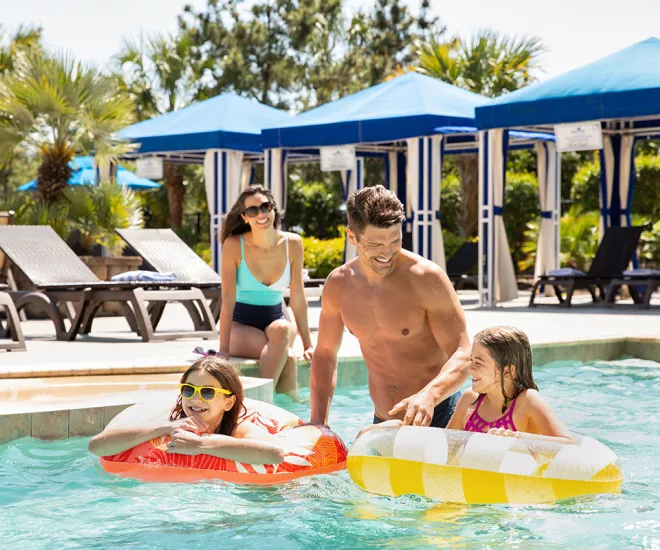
[446,326,574,443]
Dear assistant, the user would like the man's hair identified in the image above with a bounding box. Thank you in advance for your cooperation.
[345,185,405,236]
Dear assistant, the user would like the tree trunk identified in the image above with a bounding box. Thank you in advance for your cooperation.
[164,163,185,230]
[453,153,479,238]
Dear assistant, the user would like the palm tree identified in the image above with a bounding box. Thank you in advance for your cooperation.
[0,52,134,202]
[418,30,545,237]
[115,32,204,228]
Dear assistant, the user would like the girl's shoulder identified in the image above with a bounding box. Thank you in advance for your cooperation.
[514,389,544,409]
[456,390,480,409]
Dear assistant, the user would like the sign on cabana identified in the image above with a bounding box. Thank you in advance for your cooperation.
[554,122,603,152]
[136,157,164,180]
[320,146,356,171]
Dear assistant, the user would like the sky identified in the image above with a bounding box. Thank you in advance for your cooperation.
[3,0,660,81]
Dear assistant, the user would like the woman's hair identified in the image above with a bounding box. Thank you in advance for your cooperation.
[220,185,281,244]
[474,326,538,413]
[169,357,246,436]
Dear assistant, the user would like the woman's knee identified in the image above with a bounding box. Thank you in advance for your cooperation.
[266,320,294,343]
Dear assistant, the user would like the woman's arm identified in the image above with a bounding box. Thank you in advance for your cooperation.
[88,414,207,457]
[167,421,285,464]
[287,234,313,358]
[219,237,239,356]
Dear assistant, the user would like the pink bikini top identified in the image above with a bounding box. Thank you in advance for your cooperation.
[464,394,518,433]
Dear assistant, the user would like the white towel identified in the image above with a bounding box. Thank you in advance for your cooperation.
[111,270,177,282]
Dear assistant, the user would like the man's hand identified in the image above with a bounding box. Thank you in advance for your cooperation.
[166,429,204,455]
[389,391,436,426]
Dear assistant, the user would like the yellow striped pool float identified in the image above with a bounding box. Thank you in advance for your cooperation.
[348,427,622,505]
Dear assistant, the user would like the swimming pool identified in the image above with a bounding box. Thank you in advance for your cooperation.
[1,358,659,549]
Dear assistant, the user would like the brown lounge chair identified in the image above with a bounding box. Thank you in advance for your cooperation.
[0,225,217,342]
[115,228,222,322]
[0,283,26,351]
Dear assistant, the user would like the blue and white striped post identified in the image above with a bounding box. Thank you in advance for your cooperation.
[340,157,365,262]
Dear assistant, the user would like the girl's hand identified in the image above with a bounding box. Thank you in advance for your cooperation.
[168,416,208,435]
[166,429,204,455]
[487,427,521,438]
[302,346,315,362]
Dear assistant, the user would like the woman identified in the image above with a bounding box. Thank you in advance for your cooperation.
[219,185,314,397]
[89,357,284,464]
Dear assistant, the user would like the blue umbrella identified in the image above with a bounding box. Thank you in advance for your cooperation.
[18,156,161,192]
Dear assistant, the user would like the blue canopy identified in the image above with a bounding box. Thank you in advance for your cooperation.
[262,72,487,148]
[476,37,660,130]
[18,156,161,191]
[117,93,291,154]
[433,126,555,141]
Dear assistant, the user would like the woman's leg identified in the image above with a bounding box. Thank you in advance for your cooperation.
[262,319,298,396]
[228,322,268,359]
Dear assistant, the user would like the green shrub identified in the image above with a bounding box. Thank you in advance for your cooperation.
[442,229,467,261]
[503,171,539,269]
[193,242,211,265]
[440,174,461,235]
[570,160,600,212]
[520,206,599,272]
[302,232,345,278]
[285,178,345,239]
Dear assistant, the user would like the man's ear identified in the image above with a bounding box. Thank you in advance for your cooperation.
[347,227,358,247]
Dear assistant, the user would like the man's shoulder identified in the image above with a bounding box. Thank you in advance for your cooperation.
[400,252,450,286]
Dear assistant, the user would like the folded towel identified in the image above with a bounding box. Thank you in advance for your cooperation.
[623,268,660,277]
[111,270,178,282]
[548,268,586,277]
[302,268,311,282]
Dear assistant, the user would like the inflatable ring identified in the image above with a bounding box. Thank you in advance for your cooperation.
[348,426,623,504]
[100,398,348,484]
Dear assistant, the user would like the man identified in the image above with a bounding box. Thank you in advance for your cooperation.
[309,185,471,428]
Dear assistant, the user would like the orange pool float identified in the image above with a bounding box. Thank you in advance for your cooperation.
[100,398,348,484]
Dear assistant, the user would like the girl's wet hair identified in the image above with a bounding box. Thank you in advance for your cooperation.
[220,185,281,244]
[474,326,538,413]
[169,357,245,436]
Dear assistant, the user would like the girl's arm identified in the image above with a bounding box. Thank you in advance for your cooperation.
[520,390,575,443]
[167,421,285,464]
[219,237,239,357]
[445,392,473,431]
[287,235,313,360]
[88,413,207,457]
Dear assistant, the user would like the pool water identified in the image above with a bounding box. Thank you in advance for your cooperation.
[1,359,659,549]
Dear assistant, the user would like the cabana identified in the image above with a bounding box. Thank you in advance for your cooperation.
[475,37,660,306]
[261,72,487,267]
[117,93,291,272]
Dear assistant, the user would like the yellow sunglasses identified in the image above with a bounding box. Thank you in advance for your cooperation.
[179,383,232,402]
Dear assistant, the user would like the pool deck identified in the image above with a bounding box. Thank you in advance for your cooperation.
[1,290,658,378]
[1,290,658,444]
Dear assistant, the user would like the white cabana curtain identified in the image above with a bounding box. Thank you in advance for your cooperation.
[599,137,616,241]
[534,142,560,285]
[387,151,399,197]
[204,149,245,273]
[405,136,445,269]
[617,135,635,227]
[479,130,518,306]
[340,157,365,262]
[264,148,289,216]
[241,159,254,191]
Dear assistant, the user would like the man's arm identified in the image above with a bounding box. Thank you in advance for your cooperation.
[390,264,471,426]
[309,272,345,425]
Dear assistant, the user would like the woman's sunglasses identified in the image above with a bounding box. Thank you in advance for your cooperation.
[180,383,232,402]
[244,201,273,218]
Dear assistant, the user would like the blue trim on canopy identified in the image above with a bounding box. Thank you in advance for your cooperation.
[598,148,610,233]
[476,37,660,129]
[433,125,555,142]
[262,73,486,148]
[117,93,290,154]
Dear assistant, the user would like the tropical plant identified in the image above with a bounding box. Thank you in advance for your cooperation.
[115,32,203,229]
[65,182,142,255]
[14,198,71,240]
[0,52,134,203]
[0,24,42,76]
[414,30,546,237]
[519,206,599,272]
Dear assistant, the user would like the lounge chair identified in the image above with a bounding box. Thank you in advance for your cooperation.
[0,225,218,342]
[0,283,26,351]
[529,226,644,307]
[115,228,222,322]
[605,269,660,309]
[446,242,478,290]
